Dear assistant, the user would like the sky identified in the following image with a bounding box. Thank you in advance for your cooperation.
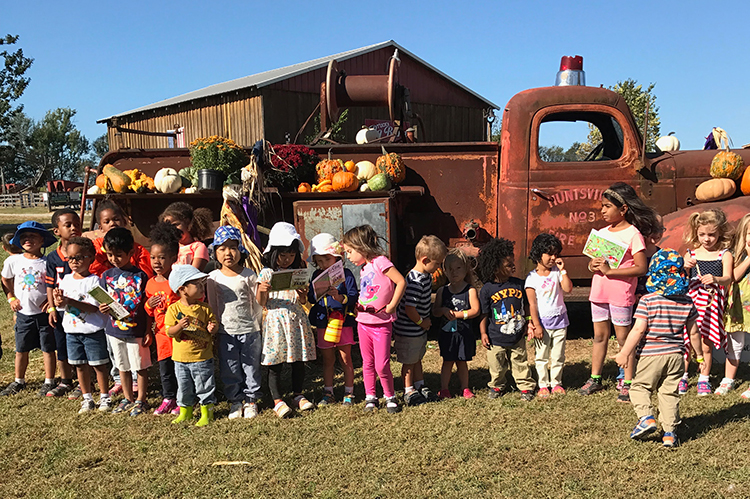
[4,0,750,151]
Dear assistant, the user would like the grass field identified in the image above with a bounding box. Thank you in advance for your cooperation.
[0,206,93,228]
[1,247,750,497]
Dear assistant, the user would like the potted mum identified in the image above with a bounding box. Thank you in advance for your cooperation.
[187,135,249,189]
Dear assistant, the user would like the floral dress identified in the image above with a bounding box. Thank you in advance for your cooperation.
[259,268,316,365]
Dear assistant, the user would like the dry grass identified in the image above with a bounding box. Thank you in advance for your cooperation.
[1,247,750,497]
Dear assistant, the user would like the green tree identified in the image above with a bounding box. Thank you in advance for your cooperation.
[0,35,33,192]
[581,79,660,157]
[539,142,585,162]
[26,108,90,185]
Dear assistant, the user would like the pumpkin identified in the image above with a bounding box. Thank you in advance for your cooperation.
[315,159,344,183]
[695,178,736,202]
[655,132,680,152]
[298,182,312,193]
[318,184,335,193]
[355,161,377,181]
[367,173,392,192]
[344,160,356,173]
[360,183,370,192]
[102,165,131,193]
[356,127,380,144]
[154,168,182,193]
[87,185,102,195]
[741,167,750,195]
[376,151,406,184]
[95,174,109,191]
[710,150,745,180]
[332,171,359,192]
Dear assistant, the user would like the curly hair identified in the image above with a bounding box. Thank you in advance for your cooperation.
[159,202,214,241]
[67,236,95,257]
[683,208,732,250]
[529,233,563,264]
[476,237,515,283]
[95,199,127,225]
[341,225,385,260]
[602,182,660,237]
[149,221,182,257]
[51,208,80,229]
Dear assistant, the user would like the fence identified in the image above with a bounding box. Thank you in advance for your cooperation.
[0,192,48,208]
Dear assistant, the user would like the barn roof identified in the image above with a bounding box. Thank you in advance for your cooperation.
[98,40,498,123]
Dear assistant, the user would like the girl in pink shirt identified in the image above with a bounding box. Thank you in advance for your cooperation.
[581,182,659,402]
[159,202,213,272]
[342,225,406,414]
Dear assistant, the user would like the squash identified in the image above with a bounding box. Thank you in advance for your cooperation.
[154,168,182,193]
[87,185,102,195]
[375,150,406,184]
[695,178,736,202]
[95,174,109,191]
[315,159,344,183]
[298,182,312,193]
[710,150,745,180]
[332,171,359,192]
[355,161,377,181]
[655,132,680,152]
[344,160,357,173]
[360,183,370,192]
[367,173,392,192]
[102,165,131,193]
[741,167,750,196]
[356,127,379,144]
[318,184,335,193]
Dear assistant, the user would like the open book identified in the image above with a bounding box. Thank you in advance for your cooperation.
[88,285,130,320]
[582,228,629,269]
[311,260,346,302]
[269,268,309,292]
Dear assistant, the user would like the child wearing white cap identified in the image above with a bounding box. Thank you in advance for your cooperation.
[257,222,316,418]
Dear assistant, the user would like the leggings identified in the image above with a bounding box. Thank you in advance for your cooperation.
[267,361,305,400]
[358,322,395,398]
[159,357,178,399]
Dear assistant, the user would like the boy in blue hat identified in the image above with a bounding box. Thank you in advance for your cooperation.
[1,221,59,396]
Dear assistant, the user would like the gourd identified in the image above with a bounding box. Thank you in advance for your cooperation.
[297,182,312,193]
[344,160,357,173]
[87,185,102,195]
[95,174,109,191]
[695,178,736,202]
[315,159,344,182]
[311,179,332,192]
[741,167,750,195]
[318,184,335,193]
[355,160,377,181]
[655,132,680,152]
[709,128,745,180]
[332,171,359,192]
[356,127,380,144]
[375,148,406,184]
[360,183,370,192]
[367,173,392,192]
[154,168,182,193]
[102,165,131,193]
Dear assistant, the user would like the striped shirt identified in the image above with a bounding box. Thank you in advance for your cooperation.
[634,293,698,357]
[393,269,432,337]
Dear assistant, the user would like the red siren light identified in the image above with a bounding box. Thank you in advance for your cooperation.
[555,55,585,86]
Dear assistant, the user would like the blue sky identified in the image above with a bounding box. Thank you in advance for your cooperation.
[4,1,750,150]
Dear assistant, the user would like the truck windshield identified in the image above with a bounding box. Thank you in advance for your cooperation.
[538,111,624,162]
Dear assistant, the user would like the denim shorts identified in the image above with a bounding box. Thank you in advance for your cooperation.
[15,312,55,353]
[67,330,110,366]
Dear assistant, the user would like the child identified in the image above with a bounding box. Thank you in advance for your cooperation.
[682,209,733,396]
[53,237,111,413]
[45,208,82,398]
[307,233,358,406]
[525,234,572,398]
[1,232,22,255]
[257,222,316,418]
[0,222,59,396]
[166,265,218,427]
[393,235,447,405]
[477,238,536,401]
[635,215,665,301]
[97,227,153,416]
[159,202,213,271]
[433,249,480,399]
[583,182,659,402]
[144,222,182,415]
[207,226,267,420]
[615,249,698,448]
[89,199,154,278]
[723,214,750,397]
[342,225,406,414]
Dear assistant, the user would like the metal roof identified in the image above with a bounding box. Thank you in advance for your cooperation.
[98,40,499,123]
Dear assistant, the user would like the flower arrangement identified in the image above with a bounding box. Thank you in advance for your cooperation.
[263,144,319,191]
[189,136,249,182]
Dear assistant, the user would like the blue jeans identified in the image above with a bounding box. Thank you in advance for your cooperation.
[218,332,262,403]
[175,358,216,407]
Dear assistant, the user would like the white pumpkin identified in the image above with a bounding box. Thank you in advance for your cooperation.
[360,183,370,192]
[656,132,680,152]
[87,185,102,195]
[356,127,380,144]
[355,161,377,181]
[154,168,182,193]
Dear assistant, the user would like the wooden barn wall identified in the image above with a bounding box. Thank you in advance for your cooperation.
[105,90,264,150]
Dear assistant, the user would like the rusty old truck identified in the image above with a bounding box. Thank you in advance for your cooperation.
[92,83,749,291]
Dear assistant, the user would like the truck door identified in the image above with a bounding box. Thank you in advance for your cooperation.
[526,105,645,280]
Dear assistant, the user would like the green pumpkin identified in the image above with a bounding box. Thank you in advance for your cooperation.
[710,150,745,180]
[367,173,392,192]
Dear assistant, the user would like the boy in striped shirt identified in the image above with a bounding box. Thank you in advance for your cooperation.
[393,236,447,406]
[615,249,698,448]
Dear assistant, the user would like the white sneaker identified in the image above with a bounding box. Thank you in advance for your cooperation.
[715,379,735,395]
[98,396,112,412]
[243,402,258,419]
[741,388,750,400]
[228,402,243,420]
[78,399,96,414]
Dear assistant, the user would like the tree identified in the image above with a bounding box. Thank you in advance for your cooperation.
[581,79,661,156]
[539,142,585,162]
[26,108,90,185]
[0,35,33,192]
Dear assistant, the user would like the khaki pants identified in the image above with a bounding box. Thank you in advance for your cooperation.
[534,327,567,388]
[486,337,535,392]
[629,353,684,433]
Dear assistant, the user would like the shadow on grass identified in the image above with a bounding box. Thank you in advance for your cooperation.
[681,402,750,443]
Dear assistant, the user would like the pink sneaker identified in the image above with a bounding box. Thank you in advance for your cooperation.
[551,385,566,395]
[171,404,181,415]
[108,382,122,397]
[437,389,452,400]
[537,387,550,399]
[462,388,475,399]
[153,398,177,415]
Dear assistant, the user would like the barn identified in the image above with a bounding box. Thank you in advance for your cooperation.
[97,41,498,149]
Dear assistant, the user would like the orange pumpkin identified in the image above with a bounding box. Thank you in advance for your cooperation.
[376,152,406,184]
[741,168,750,195]
[315,159,344,182]
[318,184,335,192]
[344,160,356,173]
[95,174,109,190]
[297,182,312,193]
[332,171,359,192]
